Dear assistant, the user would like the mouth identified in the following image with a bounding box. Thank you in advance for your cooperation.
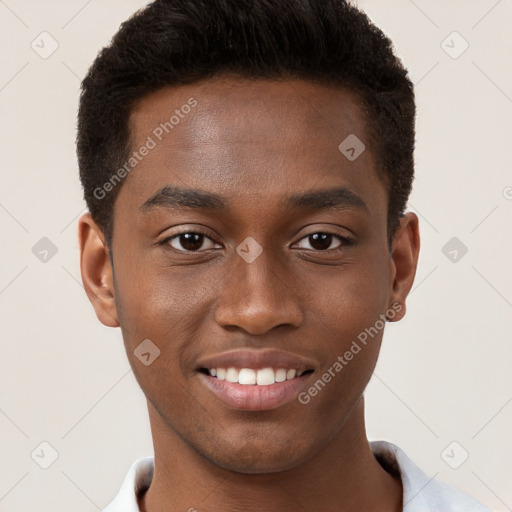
[198,366,314,385]
[195,349,316,411]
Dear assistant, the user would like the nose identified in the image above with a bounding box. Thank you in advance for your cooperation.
[214,248,304,335]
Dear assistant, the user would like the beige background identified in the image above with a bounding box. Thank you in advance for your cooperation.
[0,0,511,510]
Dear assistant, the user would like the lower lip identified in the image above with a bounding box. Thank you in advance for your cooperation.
[198,372,312,411]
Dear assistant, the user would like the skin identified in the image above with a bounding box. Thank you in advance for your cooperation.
[79,75,420,512]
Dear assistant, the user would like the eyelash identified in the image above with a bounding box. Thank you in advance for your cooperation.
[159,229,353,254]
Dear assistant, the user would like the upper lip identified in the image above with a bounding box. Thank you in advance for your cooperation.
[196,348,316,372]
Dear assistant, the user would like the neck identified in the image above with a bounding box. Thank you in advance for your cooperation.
[139,399,402,512]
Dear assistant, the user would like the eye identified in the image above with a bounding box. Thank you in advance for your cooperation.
[160,229,353,254]
[294,232,352,252]
[162,230,221,252]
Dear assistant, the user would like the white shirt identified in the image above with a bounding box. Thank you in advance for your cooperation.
[102,440,490,512]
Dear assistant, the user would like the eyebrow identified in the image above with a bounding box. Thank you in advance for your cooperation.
[140,185,367,214]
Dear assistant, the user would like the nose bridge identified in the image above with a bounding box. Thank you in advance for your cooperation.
[214,242,303,334]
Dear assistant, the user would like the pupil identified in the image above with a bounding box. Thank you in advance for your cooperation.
[181,233,203,251]
[310,233,332,250]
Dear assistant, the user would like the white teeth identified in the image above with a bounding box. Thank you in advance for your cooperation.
[206,367,305,385]
[226,367,239,383]
[275,368,287,382]
[257,367,275,385]
[238,368,256,385]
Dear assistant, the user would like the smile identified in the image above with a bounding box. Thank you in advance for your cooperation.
[201,367,312,385]
[195,349,316,410]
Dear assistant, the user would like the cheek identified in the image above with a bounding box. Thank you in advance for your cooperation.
[298,279,386,417]
[295,256,390,391]
[112,258,220,390]
[112,268,208,412]
[300,256,390,328]
[114,256,211,331]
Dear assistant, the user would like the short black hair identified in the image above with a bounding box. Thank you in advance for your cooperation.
[77,0,415,248]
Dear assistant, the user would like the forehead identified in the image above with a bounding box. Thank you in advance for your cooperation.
[132,76,368,136]
[130,76,371,158]
[118,75,383,217]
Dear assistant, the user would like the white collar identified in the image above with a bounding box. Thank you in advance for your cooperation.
[102,440,490,511]
[370,441,490,512]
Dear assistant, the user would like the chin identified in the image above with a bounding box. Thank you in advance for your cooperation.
[199,436,314,475]
[210,455,304,475]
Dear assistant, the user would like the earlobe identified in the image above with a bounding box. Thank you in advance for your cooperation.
[78,213,120,328]
[387,212,420,322]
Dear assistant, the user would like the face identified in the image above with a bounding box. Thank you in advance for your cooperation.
[79,75,419,474]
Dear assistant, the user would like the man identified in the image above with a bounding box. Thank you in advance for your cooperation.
[76,0,490,510]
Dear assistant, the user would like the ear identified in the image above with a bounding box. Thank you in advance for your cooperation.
[387,212,420,322]
[78,213,119,327]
